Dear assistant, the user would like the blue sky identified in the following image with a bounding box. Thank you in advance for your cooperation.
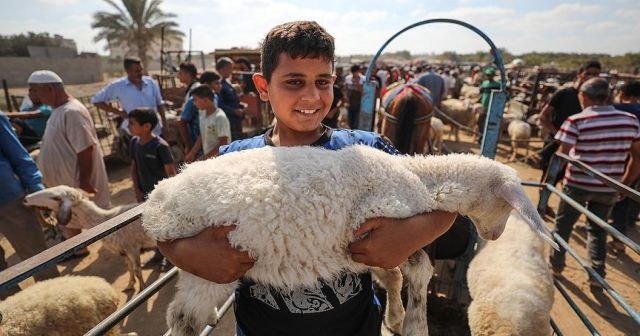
[1,0,639,56]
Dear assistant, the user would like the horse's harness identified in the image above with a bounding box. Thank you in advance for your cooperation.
[380,82,435,125]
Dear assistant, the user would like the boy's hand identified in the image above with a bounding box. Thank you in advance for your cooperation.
[158,225,255,283]
[348,211,456,269]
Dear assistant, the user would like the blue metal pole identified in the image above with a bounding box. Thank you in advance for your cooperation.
[360,18,507,159]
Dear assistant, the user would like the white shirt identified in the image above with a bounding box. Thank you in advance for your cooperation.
[199,108,231,155]
[38,99,111,212]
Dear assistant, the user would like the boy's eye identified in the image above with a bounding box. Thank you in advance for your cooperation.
[316,79,331,88]
[286,79,304,86]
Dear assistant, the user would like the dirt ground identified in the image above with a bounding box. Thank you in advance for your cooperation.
[1,123,638,336]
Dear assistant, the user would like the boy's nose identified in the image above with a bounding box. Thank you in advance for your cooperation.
[300,85,321,102]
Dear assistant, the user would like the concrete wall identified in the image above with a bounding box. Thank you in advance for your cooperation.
[0,57,102,87]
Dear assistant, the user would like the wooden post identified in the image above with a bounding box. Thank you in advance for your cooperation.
[2,79,12,112]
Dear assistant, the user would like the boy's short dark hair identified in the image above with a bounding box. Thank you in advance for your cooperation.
[129,108,158,129]
[124,56,142,70]
[350,64,360,73]
[260,21,335,82]
[199,71,221,85]
[179,62,198,78]
[620,80,640,99]
[191,85,214,100]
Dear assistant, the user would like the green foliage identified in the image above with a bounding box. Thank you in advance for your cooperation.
[0,32,64,57]
[92,0,183,67]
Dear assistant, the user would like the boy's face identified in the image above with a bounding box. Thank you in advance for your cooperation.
[254,54,335,133]
[193,95,214,110]
[128,118,150,136]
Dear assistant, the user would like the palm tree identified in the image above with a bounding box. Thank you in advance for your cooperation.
[92,0,183,69]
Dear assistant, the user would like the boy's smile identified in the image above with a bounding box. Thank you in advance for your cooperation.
[255,54,335,144]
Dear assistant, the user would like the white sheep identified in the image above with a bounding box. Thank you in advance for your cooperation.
[506,119,532,162]
[467,213,554,336]
[427,117,444,154]
[24,186,155,291]
[142,145,558,336]
[0,275,120,336]
[439,98,480,142]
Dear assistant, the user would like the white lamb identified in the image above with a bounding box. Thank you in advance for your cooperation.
[24,186,155,291]
[428,117,444,154]
[439,98,480,142]
[467,213,554,336]
[142,145,558,336]
[507,119,532,162]
[0,275,120,336]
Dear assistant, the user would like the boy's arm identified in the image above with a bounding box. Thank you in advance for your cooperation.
[349,211,456,269]
[185,136,202,163]
[130,160,144,203]
[157,225,255,283]
[202,136,229,160]
[164,163,177,177]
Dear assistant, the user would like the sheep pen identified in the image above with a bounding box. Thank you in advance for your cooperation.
[142,145,558,336]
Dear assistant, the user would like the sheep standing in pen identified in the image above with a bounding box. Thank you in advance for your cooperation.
[428,117,444,154]
[0,275,121,336]
[142,145,558,336]
[467,213,554,336]
[438,98,481,142]
[24,186,155,291]
[507,119,532,162]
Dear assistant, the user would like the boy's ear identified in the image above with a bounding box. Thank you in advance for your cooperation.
[253,73,270,102]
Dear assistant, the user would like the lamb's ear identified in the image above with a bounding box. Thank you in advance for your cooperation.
[56,198,73,226]
[498,181,560,251]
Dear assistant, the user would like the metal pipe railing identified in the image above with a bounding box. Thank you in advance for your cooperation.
[545,184,640,256]
[553,278,601,335]
[552,231,640,326]
[555,152,640,204]
[86,267,179,336]
[550,318,563,336]
[162,293,236,336]
[0,205,143,292]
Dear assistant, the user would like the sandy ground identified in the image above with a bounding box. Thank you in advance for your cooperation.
[1,122,638,335]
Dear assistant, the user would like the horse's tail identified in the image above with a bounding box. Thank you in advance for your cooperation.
[394,92,417,154]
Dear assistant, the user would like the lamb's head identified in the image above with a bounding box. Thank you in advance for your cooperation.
[24,185,90,226]
[404,154,559,250]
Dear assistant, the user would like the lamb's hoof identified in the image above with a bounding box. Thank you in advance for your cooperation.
[385,320,403,336]
[123,285,135,292]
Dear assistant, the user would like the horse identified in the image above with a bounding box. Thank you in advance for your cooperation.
[378,82,434,155]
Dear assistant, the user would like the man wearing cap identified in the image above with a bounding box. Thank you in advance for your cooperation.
[0,110,59,299]
[549,77,640,287]
[92,57,167,137]
[477,67,502,142]
[29,70,111,255]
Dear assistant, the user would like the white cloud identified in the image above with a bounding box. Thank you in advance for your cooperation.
[39,0,79,5]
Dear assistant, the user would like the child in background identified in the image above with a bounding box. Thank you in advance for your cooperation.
[185,85,231,162]
[128,108,177,202]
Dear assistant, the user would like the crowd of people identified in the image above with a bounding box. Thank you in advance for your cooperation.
[0,19,638,334]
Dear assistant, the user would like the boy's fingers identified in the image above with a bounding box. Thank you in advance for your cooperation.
[353,219,380,237]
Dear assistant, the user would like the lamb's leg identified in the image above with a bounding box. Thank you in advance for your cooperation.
[372,267,405,334]
[123,252,136,291]
[400,250,433,336]
[168,272,236,336]
[509,140,517,162]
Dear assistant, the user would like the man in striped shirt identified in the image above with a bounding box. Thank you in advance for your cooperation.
[550,78,640,287]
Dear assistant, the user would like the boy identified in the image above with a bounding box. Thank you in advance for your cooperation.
[128,108,177,202]
[477,67,501,143]
[158,21,456,336]
[179,71,222,154]
[184,85,231,162]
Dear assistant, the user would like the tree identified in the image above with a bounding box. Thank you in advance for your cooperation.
[0,32,64,57]
[91,0,183,69]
